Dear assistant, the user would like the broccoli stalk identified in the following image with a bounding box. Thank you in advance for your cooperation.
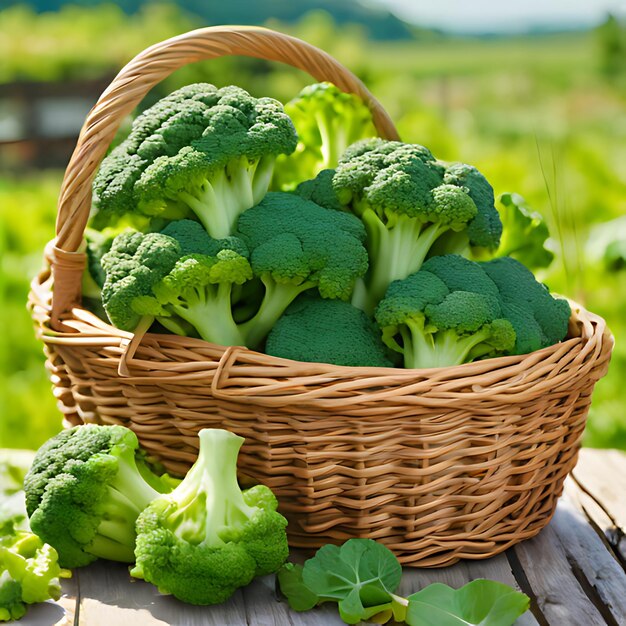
[24,425,172,568]
[131,429,289,605]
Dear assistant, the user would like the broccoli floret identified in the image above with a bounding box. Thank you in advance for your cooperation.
[236,192,369,348]
[332,139,484,314]
[443,162,503,252]
[375,255,516,369]
[481,256,571,354]
[160,219,249,258]
[294,169,343,211]
[131,428,288,605]
[24,425,171,568]
[100,231,182,332]
[0,521,71,622]
[92,84,297,237]
[274,82,377,190]
[134,250,252,347]
[266,295,393,367]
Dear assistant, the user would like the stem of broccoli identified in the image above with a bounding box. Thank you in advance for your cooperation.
[169,284,245,347]
[239,278,314,349]
[87,534,136,563]
[403,322,493,369]
[353,211,449,315]
[163,429,256,547]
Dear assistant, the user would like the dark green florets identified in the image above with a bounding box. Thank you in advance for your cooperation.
[92,83,297,237]
[266,296,393,367]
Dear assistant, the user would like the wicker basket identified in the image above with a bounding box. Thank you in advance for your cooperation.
[29,26,613,566]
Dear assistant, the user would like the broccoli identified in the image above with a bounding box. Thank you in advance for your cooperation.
[92,83,297,237]
[493,193,554,270]
[235,192,369,348]
[481,256,571,355]
[131,428,289,605]
[265,295,393,367]
[100,223,253,344]
[294,168,343,211]
[134,249,252,347]
[0,521,71,622]
[274,82,377,190]
[24,424,171,568]
[332,139,496,314]
[375,255,516,369]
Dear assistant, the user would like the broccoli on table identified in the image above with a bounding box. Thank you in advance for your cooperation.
[92,83,297,237]
[481,256,571,355]
[265,295,393,367]
[235,192,369,349]
[0,521,71,622]
[274,82,377,190]
[375,255,516,369]
[131,428,289,605]
[330,139,500,314]
[24,425,172,568]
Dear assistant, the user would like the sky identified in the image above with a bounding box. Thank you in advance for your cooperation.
[376,0,626,34]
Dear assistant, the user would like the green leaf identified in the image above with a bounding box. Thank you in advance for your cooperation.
[301,539,402,624]
[496,192,554,270]
[406,579,530,626]
[277,563,320,612]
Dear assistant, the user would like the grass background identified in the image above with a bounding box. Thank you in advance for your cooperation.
[1,4,624,450]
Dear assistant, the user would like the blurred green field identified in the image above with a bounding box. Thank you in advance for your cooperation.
[1,5,625,450]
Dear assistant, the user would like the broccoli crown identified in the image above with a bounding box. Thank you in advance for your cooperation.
[92,83,297,236]
[444,162,503,250]
[274,82,377,190]
[265,295,393,367]
[294,169,343,211]
[375,255,516,368]
[131,429,288,605]
[160,219,249,258]
[24,425,167,568]
[333,139,469,221]
[237,192,368,299]
[481,256,571,354]
[101,231,181,331]
[0,523,69,620]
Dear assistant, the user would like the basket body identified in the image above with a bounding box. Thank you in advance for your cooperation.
[30,269,612,566]
[29,25,613,566]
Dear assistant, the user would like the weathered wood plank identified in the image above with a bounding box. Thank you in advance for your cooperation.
[22,574,78,626]
[572,448,626,561]
[243,574,344,625]
[76,561,248,626]
[511,492,626,626]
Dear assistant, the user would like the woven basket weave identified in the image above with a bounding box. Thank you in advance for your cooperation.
[29,26,613,566]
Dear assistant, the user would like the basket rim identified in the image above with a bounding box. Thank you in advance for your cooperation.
[30,260,613,387]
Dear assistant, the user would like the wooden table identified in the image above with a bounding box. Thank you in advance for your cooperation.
[26,448,626,626]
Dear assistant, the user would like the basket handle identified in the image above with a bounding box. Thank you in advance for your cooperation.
[49,25,399,326]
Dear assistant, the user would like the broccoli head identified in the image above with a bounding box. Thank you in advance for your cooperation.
[235,192,369,348]
[0,521,71,621]
[131,428,289,605]
[481,256,571,354]
[375,255,516,369]
[24,425,171,568]
[266,295,393,367]
[274,82,377,190]
[332,139,489,314]
[92,83,297,237]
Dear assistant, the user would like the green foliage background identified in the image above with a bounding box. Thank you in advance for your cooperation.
[1,4,625,450]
